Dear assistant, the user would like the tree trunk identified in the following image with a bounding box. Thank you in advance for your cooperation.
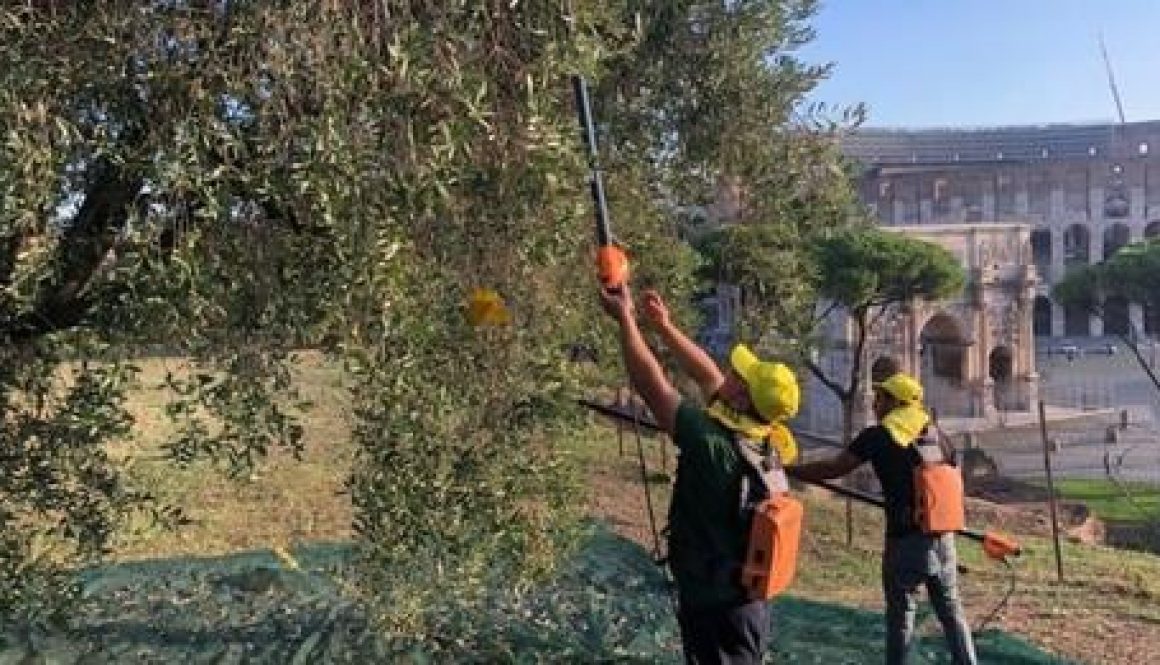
[1118,330,1160,395]
[842,309,872,547]
[841,396,856,446]
[841,394,855,545]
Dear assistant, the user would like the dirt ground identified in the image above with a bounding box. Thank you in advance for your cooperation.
[584,449,1160,665]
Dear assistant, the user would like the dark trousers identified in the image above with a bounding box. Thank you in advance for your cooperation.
[676,598,769,664]
[883,533,977,665]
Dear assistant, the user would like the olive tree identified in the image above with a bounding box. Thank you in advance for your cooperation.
[0,2,851,656]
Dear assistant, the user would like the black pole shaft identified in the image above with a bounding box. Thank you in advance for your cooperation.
[578,399,996,544]
[571,75,613,247]
[1038,400,1065,582]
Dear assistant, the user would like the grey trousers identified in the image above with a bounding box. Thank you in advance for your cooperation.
[882,533,978,665]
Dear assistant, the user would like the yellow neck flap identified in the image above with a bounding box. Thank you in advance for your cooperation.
[882,403,930,448]
[705,400,798,465]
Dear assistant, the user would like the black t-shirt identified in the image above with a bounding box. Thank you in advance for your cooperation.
[848,425,921,537]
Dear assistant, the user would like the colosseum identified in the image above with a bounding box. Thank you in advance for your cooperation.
[701,121,1160,431]
[843,120,1160,341]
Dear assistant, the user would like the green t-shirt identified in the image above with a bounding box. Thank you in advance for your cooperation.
[667,399,748,609]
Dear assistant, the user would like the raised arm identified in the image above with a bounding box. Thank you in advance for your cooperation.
[599,285,681,435]
[641,290,725,398]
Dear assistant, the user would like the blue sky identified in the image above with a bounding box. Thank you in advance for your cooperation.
[797,1,1160,128]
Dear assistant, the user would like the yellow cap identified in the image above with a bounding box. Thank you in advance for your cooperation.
[729,344,800,423]
[874,372,924,404]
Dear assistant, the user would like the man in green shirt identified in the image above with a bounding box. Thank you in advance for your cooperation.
[599,284,800,664]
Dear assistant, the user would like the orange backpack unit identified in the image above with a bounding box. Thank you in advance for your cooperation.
[912,429,965,534]
[733,438,803,600]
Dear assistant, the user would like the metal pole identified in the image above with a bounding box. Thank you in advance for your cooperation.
[1038,400,1065,582]
[578,398,1022,557]
[571,75,612,247]
[845,496,854,546]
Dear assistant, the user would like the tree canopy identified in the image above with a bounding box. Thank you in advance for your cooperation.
[0,1,851,648]
[812,227,966,312]
[808,227,964,436]
[1054,239,1160,313]
[704,223,965,439]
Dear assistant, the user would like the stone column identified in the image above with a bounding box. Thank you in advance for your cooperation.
[968,304,986,418]
[1016,188,1030,216]
[904,305,921,377]
[1019,287,1039,410]
[1090,224,1104,264]
[1131,303,1145,336]
[1132,185,1146,219]
[1052,302,1065,338]
[1049,226,1065,292]
[983,190,996,221]
[1050,187,1065,219]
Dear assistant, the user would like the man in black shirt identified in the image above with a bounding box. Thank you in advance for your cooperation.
[790,374,977,665]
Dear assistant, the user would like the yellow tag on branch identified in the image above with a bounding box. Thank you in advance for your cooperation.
[467,287,511,327]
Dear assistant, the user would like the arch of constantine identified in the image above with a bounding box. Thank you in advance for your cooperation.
[798,223,1039,433]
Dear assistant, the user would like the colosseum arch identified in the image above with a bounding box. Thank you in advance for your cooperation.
[1063,224,1091,266]
[919,312,969,416]
[1064,301,1090,337]
[1146,303,1160,337]
[989,345,1015,411]
[1103,295,1131,336]
[1030,228,1051,274]
[1103,223,1131,260]
[1033,295,1052,337]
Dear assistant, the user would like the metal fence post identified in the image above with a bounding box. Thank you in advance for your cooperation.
[1038,400,1065,582]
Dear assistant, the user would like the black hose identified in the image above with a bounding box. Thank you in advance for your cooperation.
[974,557,1016,634]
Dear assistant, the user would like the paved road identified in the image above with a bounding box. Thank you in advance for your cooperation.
[988,429,1160,482]
[799,346,1160,484]
[988,348,1160,483]
[1037,347,1160,422]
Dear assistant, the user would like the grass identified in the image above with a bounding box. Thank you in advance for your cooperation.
[1048,478,1160,524]
[87,360,1160,663]
[575,416,1160,664]
[108,352,355,561]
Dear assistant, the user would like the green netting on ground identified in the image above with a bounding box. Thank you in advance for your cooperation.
[770,598,1068,664]
[0,526,1073,663]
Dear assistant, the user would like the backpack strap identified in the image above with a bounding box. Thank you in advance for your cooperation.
[932,423,958,466]
[691,432,791,589]
[926,411,958,465]
[733,435,790,496]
